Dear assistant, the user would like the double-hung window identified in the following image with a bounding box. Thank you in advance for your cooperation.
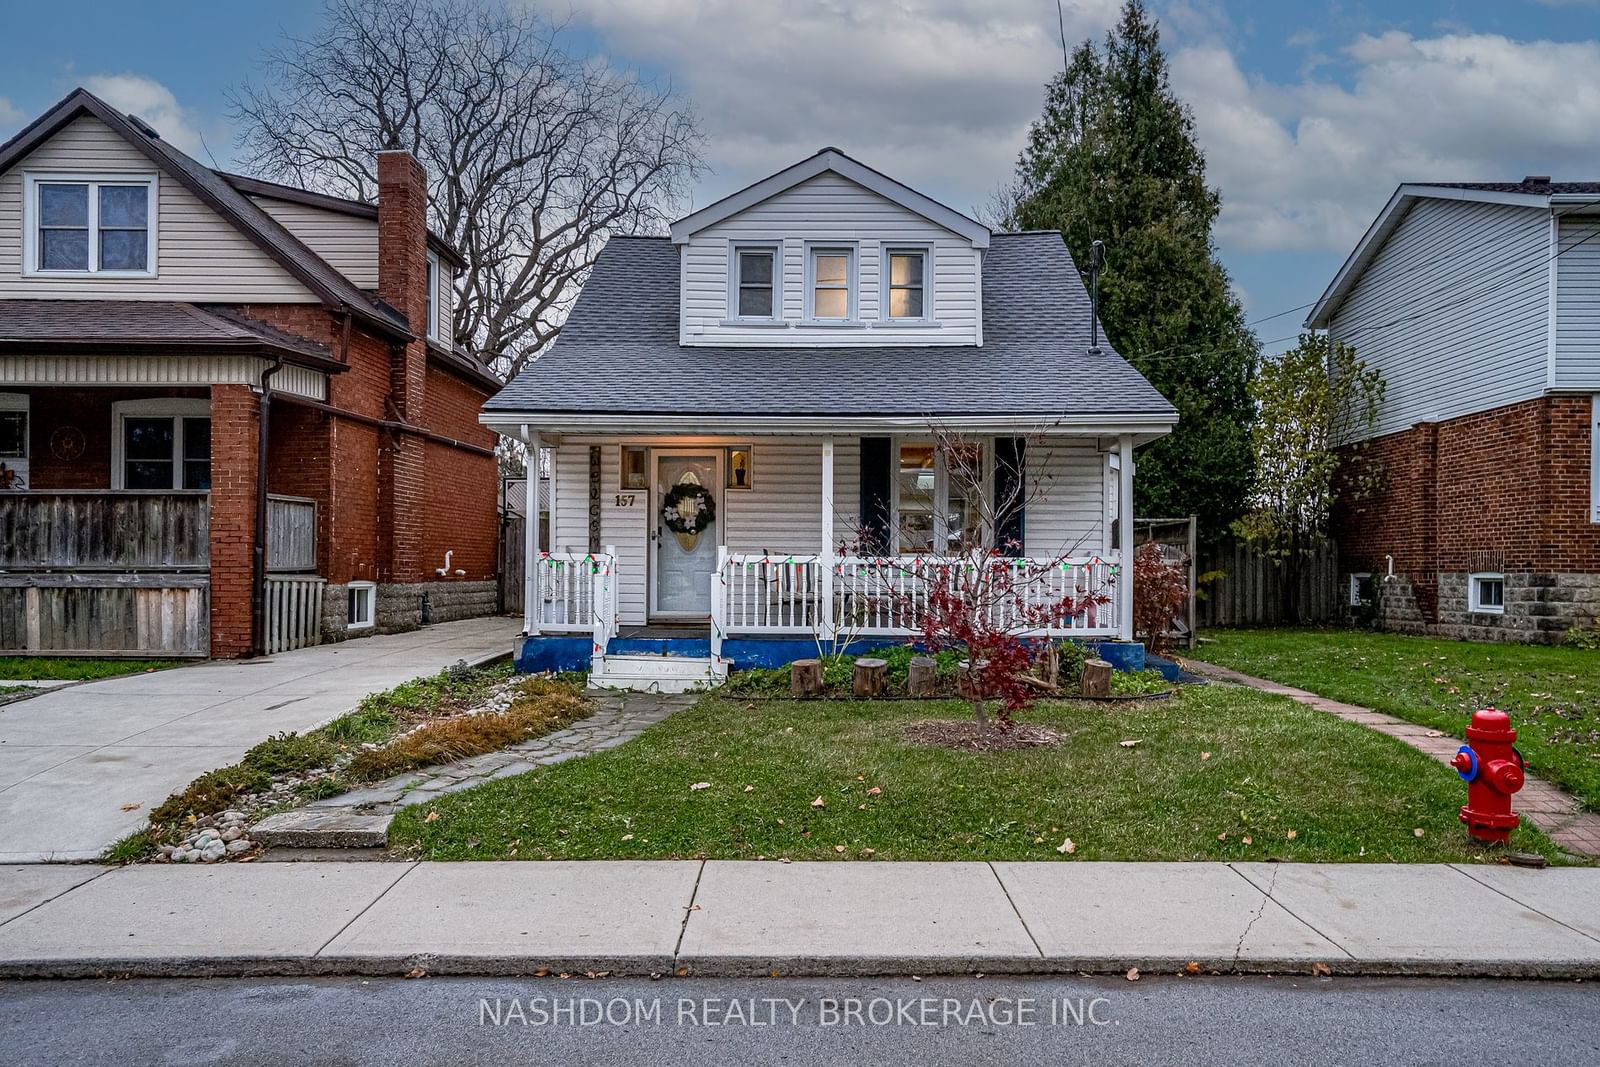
[112,399,210,490]
[884,248,928,320]
[730,245,779,320]
[807,246,856,321]
[26,175,156,274]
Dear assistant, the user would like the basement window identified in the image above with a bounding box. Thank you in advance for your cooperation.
[347,581,376,630]
[1469,573,1505,614]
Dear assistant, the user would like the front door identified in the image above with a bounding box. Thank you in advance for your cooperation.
[651,452,719,618]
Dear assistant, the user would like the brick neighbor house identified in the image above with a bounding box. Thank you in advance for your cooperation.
[1309,178,1600,642]
[0,88,502,658]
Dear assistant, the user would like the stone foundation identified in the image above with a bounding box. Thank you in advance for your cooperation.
[320,580,499,642]
[1353,569,1600,643]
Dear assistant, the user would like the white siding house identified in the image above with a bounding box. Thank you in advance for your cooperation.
[483,148,1176,688]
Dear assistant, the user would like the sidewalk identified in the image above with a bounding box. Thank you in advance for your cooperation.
[2,860,1598,980]
[0,617,520,863]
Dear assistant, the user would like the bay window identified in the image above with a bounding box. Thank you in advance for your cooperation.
[26,174,156,274]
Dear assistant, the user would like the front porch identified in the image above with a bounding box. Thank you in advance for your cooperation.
[510,426,1143,684]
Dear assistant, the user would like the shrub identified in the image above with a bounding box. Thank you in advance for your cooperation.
[1053,639,1089,686]
[243,731,337,776]
[1133,542,1189,655]
[1563,618,1600,651]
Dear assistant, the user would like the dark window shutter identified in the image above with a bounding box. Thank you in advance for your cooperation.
[994,437,1025,555]
[859,436,892,553]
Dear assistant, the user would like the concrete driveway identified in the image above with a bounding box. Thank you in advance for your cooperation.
[0,616,521,863]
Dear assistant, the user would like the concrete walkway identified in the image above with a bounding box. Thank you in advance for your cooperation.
[1,860,1598,979]
[0,617,520,863]
[1186,660,1600,857]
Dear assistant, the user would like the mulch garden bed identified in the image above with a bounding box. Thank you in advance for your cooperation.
[903,720,1065,751]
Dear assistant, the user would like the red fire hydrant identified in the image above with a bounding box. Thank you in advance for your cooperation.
[1450,708,1526,844]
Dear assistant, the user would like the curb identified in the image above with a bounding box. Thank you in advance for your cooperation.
[5,953,1600,982]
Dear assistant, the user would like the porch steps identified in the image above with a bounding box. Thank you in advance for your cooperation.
[589,653,720,694]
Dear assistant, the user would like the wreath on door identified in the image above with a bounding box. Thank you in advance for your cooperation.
[662,481,716,535]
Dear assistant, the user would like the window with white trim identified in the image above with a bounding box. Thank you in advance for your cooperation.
[806,245,856,321]
[24,174,156,275]
[893,439,990,554]
[425,250,442,341]
[111,399,210,490]
[1469,573,1505,614]
[0,392,28,491]
[884,247,928,320]
[347,581,376,630]
[730,245,779,320]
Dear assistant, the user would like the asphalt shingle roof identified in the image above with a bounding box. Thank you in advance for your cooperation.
[0,300,335,366]
[485,231,1175,419]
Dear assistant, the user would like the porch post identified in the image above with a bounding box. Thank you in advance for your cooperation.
[819,435,836,639]
[1117,433,1135,642]
[209,384,261,658]
[523,428,541,635]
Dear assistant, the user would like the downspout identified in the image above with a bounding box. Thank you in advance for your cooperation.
[252,354,286,656]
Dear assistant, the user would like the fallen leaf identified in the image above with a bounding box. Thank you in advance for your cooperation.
[1126,968,1141,982]
[1217,832,1227,841]
[912,975,923,982]
[1242,836,1253,845]
[620,833,634,841]
[1426,730,1444,738]
[404,966,427,979]
[1185,961,1201,975]
[745,703,755,711]
[744,785,755,793]
[779,857,792,864]
[424,811,440,823]
[1413,827,1425,838]
[533,967,550,977]
[690,782,711,791]
[811,795,825,808]
[1200,752,1211,761]
[1118,739,1142,748]
[120,803,141,812]
[1312,962,1332,977]
[1286,830,1298,840]
[855,774,865,781]
[860,848,875,857]
[858,804,867,810]
[866,786,883,796]
[834,844,846,853]
[1056,836,1077,854]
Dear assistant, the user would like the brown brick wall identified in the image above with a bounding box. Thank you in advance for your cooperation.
[208,384,260,658]
[1334,394,1599,641]
[24,386,208,489]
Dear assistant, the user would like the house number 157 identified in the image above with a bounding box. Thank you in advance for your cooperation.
[614,494,636,507]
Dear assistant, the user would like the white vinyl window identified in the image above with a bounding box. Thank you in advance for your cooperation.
[729,244,780,321]
[24,173,156,275]
[0,392,28,491]
[347,581,376,630]
[1469,573,1505,614]
[806,245,856,322]
[110,399,210,490]
[883,247,929,320]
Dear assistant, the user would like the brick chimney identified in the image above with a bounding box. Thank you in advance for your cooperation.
[376,149,429,419]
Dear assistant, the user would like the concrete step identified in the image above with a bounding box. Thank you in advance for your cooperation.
[252,808,393,849]
[589,654,718,694]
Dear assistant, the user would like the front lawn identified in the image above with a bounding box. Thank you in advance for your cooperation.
[0,656,183,682]
[1191,629,1600,810]
[388,684,1559,864]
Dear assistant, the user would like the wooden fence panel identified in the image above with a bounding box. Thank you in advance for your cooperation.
[266,495,317,573]
[264,575,325,655]
[0,492,209,570]
[1196,539,1339,628]
[501,516,526,616]
[0,574,209,657]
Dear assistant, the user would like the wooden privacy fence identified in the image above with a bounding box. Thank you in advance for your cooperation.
[500,515,526,616]
[0,574,209,657]
[266,495,317,573]
[263,575,326,655]
[0,491,209,570]
[1196,539,1339,627]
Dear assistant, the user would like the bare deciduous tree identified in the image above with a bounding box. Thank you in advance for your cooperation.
[231,0,705,378]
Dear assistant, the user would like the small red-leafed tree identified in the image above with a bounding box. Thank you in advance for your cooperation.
[841,427,1114,729]
[1132,542,1188,655]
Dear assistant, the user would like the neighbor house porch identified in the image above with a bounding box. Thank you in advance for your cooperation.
[509,421,1148,684]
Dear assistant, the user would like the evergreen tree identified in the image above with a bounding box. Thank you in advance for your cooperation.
[1011,0,1257,541]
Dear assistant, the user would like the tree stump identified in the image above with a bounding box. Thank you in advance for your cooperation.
[907,655,937,698]
[1080,658,1113,698]
[1039,643,1060,688]
[790,658,824,698]
[853,658,888,699]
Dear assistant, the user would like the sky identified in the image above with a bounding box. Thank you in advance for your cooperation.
[3,0,1599,353]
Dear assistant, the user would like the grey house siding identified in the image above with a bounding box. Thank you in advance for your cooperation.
[1556,215,1600,389]
[1329,198,1549,439]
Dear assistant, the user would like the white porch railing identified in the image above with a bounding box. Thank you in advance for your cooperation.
[534,548,618,656]
[710,549,1125,665]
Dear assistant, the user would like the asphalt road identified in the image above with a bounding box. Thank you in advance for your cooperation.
[4,973,1599,1066]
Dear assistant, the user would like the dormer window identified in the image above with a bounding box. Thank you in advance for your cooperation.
[806,245,857,322]
[730,244,779,320]
[885,248,928,319]
[24,174,156,275]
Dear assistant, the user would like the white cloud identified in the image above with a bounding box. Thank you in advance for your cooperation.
[574,0,1123,215]
[82,74,206,156]
[1171,31,1600,253]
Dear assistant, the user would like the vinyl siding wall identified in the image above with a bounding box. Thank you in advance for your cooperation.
[1329,197,1549,439]
[1555,214,1600,389]
[546,434,1105,626]
[0,116,316,301]
[679,172,981,347]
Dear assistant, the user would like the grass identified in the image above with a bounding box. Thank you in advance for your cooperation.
[0,657,182,682]
[388,684,1560,864]
[1189,628,1600,810]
